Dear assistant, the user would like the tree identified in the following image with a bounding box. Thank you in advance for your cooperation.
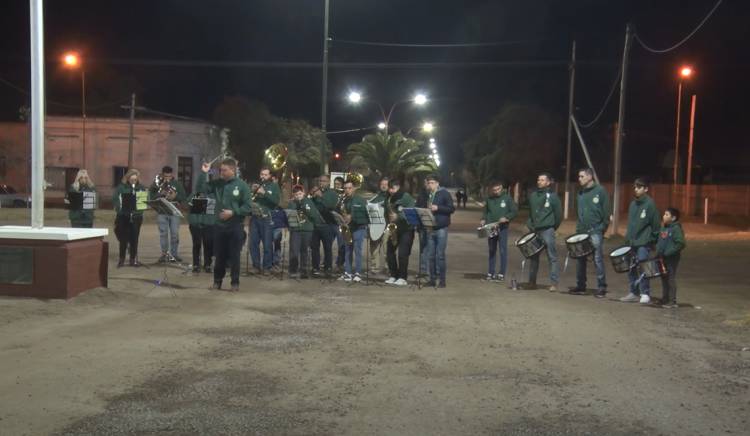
[213,96,276,178]
[346,132,436,190]
[268,118,330,179]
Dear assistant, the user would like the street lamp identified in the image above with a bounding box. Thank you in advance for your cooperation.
[429,143,437,150]
[346,90,429,134]
[377,122,387,130]
[429,137,435,143]
[414,93,428,105]
[62,51,86,168]
[422,122,434,133]
[348,91,362,104]
[672,65,693,200]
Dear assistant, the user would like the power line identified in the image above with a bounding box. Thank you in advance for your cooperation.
[332,38,546,48]
[634,0,723,54]
[579,67,622,128]
[0,74,129,110]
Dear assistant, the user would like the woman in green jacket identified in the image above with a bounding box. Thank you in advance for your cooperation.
[67,169,96,228]
[112,169,148,267]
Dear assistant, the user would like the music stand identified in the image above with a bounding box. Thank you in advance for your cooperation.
[366,204,387,286]
[190,197,216,215]
[147,198,184,218]
[403,207,436,289]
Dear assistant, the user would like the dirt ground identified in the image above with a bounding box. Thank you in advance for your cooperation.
[1,207,748,435]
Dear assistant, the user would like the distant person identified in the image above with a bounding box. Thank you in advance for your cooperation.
[416,177,431,277]
[425,175,455,288]
[656,207,686,308]
[248,167,280,275]
[480,181,517,282]
[187,189,216,273]
[310,175,338,278]
[287,184,324,279]
[113,169,147,268]
[526,172,562,291]
[459,187,467,208]
[149,165,187,263]
[67,169,96,228]
[620,177,661,304]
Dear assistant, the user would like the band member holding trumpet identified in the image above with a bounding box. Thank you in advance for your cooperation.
[480,181,517,282]
[287,184,324,279]
[571,168,610,298]
[384,179,415,286]
[526,172,562,291]
[339,180,369,282]
[310,175,339,277]
[113,169,147,268]
[198,159,253,292]
[149,166,187,262]
[249,167,280,275]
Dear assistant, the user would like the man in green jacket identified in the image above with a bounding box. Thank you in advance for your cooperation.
[620,177,661,304]
[149,165,187,263]
[197,159,253,292]
[480,180,518,282]
[384,179,416,286]
[249,167,281,275]
[527,172,562,291]
[339,180,370,282]
[287,184,324,279]
[571,168,611,298]
[310,174,340,277]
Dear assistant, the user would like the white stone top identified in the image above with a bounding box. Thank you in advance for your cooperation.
[0,226,108,241]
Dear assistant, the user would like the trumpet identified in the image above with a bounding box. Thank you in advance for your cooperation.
[154,174,177,201]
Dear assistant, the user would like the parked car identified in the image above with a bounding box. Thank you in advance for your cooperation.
[0,184,31,208]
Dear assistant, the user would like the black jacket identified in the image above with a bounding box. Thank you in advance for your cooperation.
[430,188,455,229]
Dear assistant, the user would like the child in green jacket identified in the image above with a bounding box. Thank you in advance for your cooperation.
[656,207,686,308]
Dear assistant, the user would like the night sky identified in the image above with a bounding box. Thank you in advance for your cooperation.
[1,0,748,182]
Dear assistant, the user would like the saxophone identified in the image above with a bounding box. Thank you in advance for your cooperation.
[387,204,398,246]
[338,196,353,245]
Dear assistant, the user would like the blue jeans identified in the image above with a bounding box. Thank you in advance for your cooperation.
[272,227,283,267]
[628,246,652,295]
[487,225,509,276]
[576,232,607,290]
[249,216,274,270]
[157,214,180,257]
[426,227,448,283]
[344,227,366,275]
[529,227,559,285]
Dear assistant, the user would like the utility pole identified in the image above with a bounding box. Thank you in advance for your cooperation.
[684,94,697,215]
[30,0,45,228]
[320,0,330,175]
[127,93,136,170]
[564,40,576,220]
[672,81,683,203]
[612,24,632,236]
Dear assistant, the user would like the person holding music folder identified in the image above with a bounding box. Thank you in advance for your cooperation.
[149,166,187,263]
[339,180,369,282]
[187,190,216,273]
[424,175,455,288]
[112,169,148,268]
[384,179,416,286]
[526,172,562,291]
[570,168,611,298]
[310,175,339,277]
[416,177,431,277]
[656,207,686,308]
[67,169,96,228]
[368,177,390,275]
[287,184,324,279]
[620,177,661,304]
[198,159,252,292]
[480,181,518,282]
[248,167,280,275]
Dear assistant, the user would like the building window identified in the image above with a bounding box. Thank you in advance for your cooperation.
[177,156,193,194]
[113,166,127,187]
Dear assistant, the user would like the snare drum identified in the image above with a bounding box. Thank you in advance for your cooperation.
[515,232,546,258]
[609,246,634,273]
[637,257,667,278]
[565,233,594,259]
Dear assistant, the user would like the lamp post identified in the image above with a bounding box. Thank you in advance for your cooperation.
[347,91,428,134]
[62,51,86,168]
[672,66,693,202]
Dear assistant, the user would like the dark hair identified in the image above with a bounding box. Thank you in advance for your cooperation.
[343,180,354,187]
[220,158,237,169]
[634,177,650,188]
[578,167,594,177]
[388,179,401,188]
[665,207,680,221]
[379,177,389,183]
[425,174,440,183]
[292,184,304,193]
[319,174,330,180]
[538,172,553,182]
[489,180,503,189]
[162,166,173,173]
[259,167,271,173]
[334,176,345,183]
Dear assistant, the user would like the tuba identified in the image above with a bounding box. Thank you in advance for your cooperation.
[264,143,288,171]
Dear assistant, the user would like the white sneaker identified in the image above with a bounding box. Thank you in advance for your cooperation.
[394,278,408,286]
[385,277,397,285]
[339,273,352,282]
[619,293,639,302]
[352,273,362,283]
[639,294,651,304]
[485,273,494,281]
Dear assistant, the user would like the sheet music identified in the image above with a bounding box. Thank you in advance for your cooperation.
[82,192,96,210]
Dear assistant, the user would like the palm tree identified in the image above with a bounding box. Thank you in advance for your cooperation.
[346,132,436,189]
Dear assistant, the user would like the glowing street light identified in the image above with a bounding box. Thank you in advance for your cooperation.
[62,51,87,167]
[680,66,693,78]
[422,122,434,133]
[348,91,362,104]
[63,52,79,67]
[377,122,387,130]
[673,65,695,197]
[414,93,428,105]
[429,143,437,150]
[429,137,435,143]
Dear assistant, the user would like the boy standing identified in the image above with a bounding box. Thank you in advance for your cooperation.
[480,181,517,282]
[620,178,661,304]
[656,207,686,308]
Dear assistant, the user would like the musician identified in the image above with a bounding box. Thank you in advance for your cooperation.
[270,174,286,269]
[416,177,431,277]
[656,207,686,308]
[248,167,280,275]
[620,177,660,304]
[425,175,455,288]
[339,180,369,282]
[187,189,216,273]
[368,177,390,275]
[333,176,346,272]
[570,168,610,298]
[480,181,517,282]
[67,169,96,228]
[197,159,253,292]
[384,179,415,286]
[112,169,147,268]
[287,184,324,279]
[526,172,562,291]
[149,166,187,263]
[310,175,338,277]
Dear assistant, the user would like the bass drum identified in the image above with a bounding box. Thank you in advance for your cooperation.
[515,232,546,259]
[609,246,634,273]
[565,233,594,259]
